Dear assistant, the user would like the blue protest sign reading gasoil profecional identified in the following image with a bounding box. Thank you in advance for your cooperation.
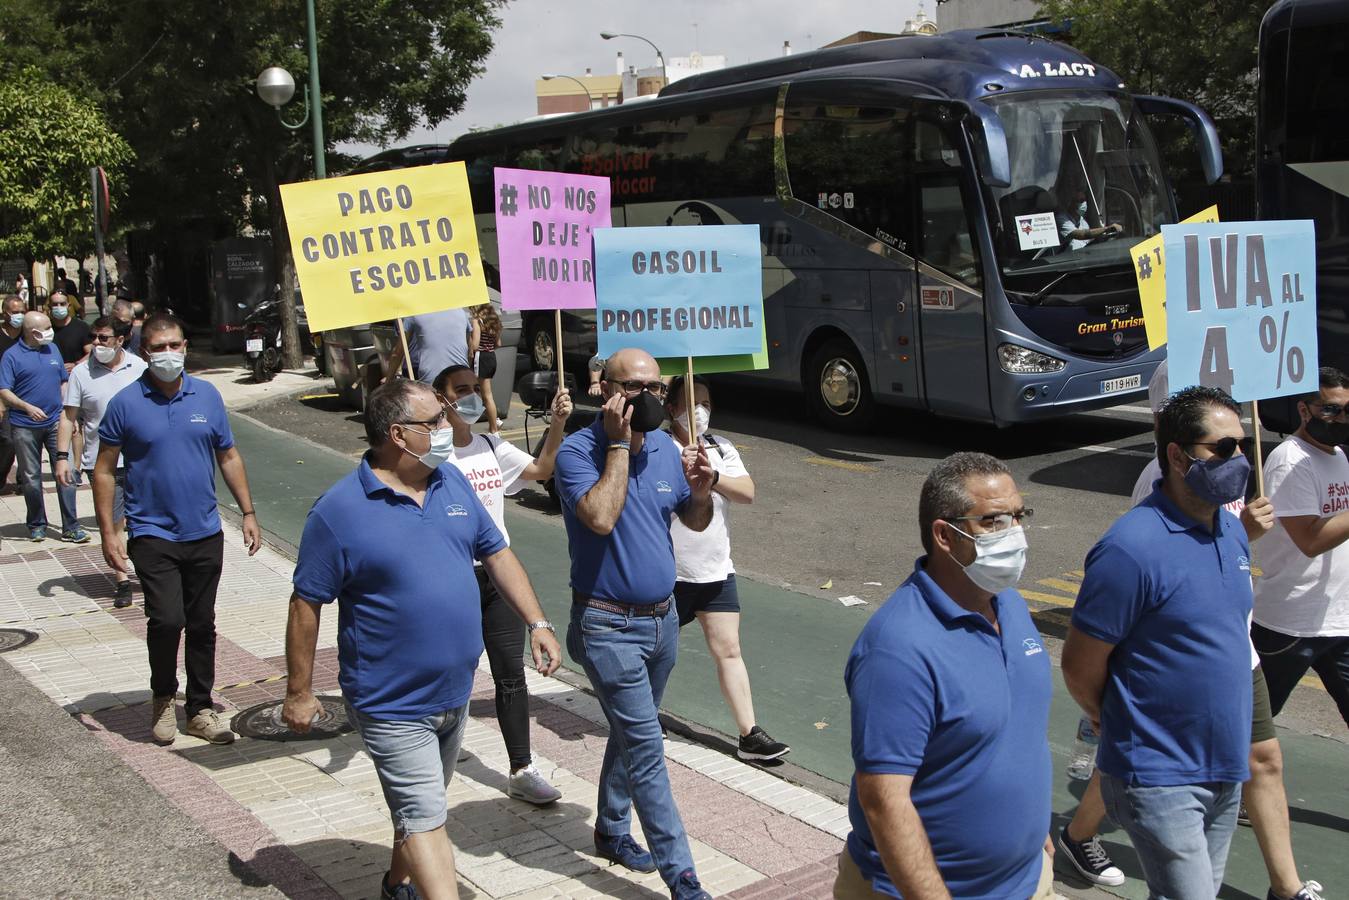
[594,224,764,359]
[1163,220,1318,403]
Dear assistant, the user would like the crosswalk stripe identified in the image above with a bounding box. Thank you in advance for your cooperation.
[1038,577,1083,595]
[1021,589,1076,609]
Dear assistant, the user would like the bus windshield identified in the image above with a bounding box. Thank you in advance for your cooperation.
[987,92,1175,278]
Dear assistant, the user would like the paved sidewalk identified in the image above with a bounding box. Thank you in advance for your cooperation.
[0,480,848,898]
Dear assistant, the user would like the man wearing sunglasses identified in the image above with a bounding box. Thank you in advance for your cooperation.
[553,347,716,900]
[1065,386,1258,900]
[54,316,146,607]
[839,452,1052,899]
[1252,366,1349,728]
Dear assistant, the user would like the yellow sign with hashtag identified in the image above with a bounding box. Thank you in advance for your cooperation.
[1132,205,1219,350]
[279,162,486,333]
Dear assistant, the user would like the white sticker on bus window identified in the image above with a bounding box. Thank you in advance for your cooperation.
[843,192,855,209]
[1015,212,1060,251]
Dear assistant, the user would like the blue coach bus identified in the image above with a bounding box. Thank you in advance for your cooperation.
[373,29,1223,429]
[1256,0,1349,431]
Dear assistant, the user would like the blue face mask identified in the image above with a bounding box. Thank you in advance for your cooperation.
[452,393,485,424]
[7,313,22,329]
[1183,451,1250,506]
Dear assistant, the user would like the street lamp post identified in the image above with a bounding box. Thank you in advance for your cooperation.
[600,31,667,84]
[254,0,326,178]
[541,73,595,110]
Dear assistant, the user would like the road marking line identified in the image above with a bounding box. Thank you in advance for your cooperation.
[1080,444,1153,457]
[804,456,876,473]
[299,392,339,401]
[1110,405,1155,415]
[1038,577,1083,595]
[1021,589,1076,608]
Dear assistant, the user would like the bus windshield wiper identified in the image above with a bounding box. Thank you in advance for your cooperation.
[1029,272,1070,304]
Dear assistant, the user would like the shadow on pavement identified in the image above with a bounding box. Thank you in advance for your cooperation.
[1289,803,1349,833]
[1028,441,1154,498]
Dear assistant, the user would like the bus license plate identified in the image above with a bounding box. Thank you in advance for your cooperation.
[245,339,264,353]
[1100,374,1141,395]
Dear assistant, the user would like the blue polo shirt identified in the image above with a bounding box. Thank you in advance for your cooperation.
[292,456,507,718]
[98,374,234,541]
[845,560,1051,899]
[0,340,67,428]
[1072,487,1253,786]
[554,418,691,605]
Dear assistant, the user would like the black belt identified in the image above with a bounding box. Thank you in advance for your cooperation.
[572,591,670,617]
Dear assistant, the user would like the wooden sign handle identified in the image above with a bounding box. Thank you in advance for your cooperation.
[685,356,696,442]
[1251,400,1265,497]
[396,318,415,380]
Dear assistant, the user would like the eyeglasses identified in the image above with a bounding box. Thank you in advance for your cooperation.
[401,398,451,430]
[949,509,1034,531]
[1188,437,1254,460]
[1310,402,1347,421]
[614,380,668,397]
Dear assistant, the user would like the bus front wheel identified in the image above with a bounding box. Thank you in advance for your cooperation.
[806,339,875,431]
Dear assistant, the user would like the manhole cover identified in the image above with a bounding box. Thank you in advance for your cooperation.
[0,629,37,653]
[231,695,353,741]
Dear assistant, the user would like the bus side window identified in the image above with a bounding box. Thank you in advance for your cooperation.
[915,121,981,289]
[782,102,914,252]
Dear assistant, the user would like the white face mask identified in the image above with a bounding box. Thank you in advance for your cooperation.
[1077,201,1089,218]
[693,405,711,437]
[93,344,118,364]
[947,524,1028,595]
[402,425,456,469]
[35,328,54,346]
[148,350,185,382]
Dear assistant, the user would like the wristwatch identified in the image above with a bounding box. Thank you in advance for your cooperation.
[527,619,555,633]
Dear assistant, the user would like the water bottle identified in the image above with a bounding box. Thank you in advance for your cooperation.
[1066,716,1098,781]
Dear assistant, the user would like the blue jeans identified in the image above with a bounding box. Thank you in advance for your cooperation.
[11,422,78,532]
[1100,773,1241,899]
[344,700,468,836]
[566,601,694,887]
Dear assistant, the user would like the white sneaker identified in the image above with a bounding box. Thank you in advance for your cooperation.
[507,764,561,805]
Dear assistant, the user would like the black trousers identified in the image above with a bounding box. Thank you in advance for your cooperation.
[128,531,224,717]
[477,567,531,768]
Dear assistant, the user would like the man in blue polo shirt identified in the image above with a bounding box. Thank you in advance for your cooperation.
[0,310,85,542]
[95,314,261,746]
[554,347,715,900]
[283,379,562,900]
[1064,385,1255,899]
[837,452,1052,899]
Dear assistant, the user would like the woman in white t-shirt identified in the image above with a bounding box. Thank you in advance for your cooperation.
[434,364,572,806]
[665,376,790,762]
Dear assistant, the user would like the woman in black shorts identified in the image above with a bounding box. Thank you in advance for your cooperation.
[666,376,789,762]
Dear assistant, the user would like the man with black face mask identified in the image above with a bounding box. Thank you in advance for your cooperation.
[1065,385,1258,900]
[553,347,716,900]
[1252,366,1349,726]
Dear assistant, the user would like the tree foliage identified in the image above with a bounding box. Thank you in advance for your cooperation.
[1037,0,1265,178]
[0,69,132,259]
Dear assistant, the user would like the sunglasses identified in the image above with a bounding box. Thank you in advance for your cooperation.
[1310,402,1347,420]
[1188,436,1255,460]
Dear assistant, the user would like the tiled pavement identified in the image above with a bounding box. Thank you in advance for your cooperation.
[0,485,847,898]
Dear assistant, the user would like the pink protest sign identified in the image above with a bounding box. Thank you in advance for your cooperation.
[493,167,611,310]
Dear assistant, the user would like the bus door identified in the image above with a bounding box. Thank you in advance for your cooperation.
[869,264,922,407]
[913,118,990,419]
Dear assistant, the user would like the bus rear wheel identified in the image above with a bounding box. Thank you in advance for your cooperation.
[806,338,875,431]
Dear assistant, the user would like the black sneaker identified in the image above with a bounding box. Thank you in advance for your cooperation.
[737,726,790,761]
[1058,825,1125,886]
[114,582,133,609]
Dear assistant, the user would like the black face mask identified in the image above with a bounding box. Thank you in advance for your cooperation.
[625,391,666,432]
[1306,416,1349,448]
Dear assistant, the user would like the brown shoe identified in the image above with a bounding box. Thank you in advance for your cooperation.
[151,696,177,744]
[186,709,236,744]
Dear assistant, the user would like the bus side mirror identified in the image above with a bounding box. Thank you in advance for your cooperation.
[966,102,1012,189]
[1134,95,1224,185]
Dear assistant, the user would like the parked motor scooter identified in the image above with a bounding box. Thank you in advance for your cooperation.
[243,296,284,383]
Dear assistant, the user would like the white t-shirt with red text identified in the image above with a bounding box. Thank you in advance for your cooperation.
[1253,435,1349,637]
[449,433,533,547]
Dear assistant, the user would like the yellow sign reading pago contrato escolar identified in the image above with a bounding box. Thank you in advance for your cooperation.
[279,162,487,332]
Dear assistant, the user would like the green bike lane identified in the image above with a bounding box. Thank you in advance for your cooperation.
[220,411,1348,899]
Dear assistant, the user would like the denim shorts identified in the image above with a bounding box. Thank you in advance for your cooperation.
[673,575,740,627]
[344,700,468,836]
[86,469,126,523]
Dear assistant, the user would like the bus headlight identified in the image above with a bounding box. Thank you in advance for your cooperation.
[997,343,1066,375]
